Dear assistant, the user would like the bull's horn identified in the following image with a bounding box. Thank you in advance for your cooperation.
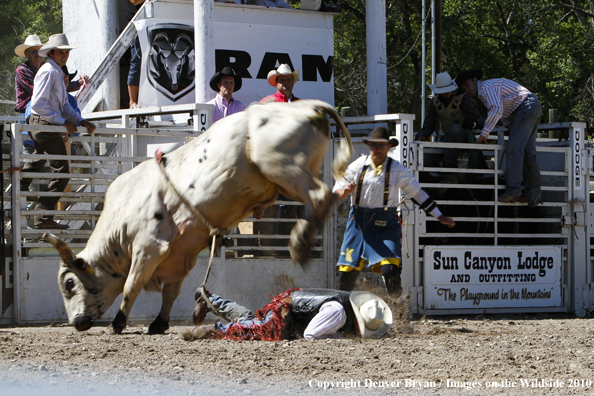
[43,233,75,266]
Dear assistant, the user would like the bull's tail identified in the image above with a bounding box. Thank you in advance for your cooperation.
[312,102,354,180]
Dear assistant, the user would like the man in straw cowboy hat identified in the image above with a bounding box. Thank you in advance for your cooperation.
[15,35,89,116]
[190,287,393,340]
[456,69,543,208]
[14,35,45,117]
[333,127,455,296]
[416,71,485,169]
[260,64,301,103]
[206,67,246,123]
[21,33,96,230]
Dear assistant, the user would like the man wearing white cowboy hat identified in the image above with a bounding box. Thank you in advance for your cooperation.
[14,35,45,116]
[190,288,393,340]
[333,127,455,295]
[21,33,96,230]
[260,64,301,103]
[416,71,485,169]
[207,67,246,123]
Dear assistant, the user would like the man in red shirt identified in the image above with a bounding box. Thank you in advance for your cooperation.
[260,64,301,103]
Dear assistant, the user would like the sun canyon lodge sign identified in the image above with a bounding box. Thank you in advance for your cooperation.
[424,246,563,310]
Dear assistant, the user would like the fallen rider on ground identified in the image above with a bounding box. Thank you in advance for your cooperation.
[189,288,393,341]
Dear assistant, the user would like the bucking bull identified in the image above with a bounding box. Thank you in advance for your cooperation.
[45,100,353,334]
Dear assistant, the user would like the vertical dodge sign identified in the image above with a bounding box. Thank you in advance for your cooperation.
[424,246,563,310]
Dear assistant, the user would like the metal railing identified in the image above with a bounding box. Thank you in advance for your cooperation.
[405,122,587,314]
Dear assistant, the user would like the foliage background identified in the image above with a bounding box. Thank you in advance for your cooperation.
[335,0,594,128]
[1,0,593,129]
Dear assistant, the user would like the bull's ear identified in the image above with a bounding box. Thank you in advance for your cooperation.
[73,257,94,275]
[43,233,74,266]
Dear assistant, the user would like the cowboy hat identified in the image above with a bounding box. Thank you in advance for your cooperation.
[39,34,78,57]
[350,291,393,338]
[209,67,242,92]
[363,126,399,147]
[61,66,77,83]
[455,69,484,87]
[15,34,44,58]
[428,72,458,94]
[267,64,300,87]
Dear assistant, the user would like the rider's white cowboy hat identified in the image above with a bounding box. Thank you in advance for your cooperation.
[427,72,458,94]
[15,34,44,58]
[350,291,393,338]
[267,64,300,87]
[39,34,79,57]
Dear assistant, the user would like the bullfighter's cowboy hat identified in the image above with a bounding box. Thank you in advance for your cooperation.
[61,66,77,83]
[267,64,300,87]
[428,72,458,95]
[209,67,242,92]
[39,33,79,57]
[363,126,399,147]
[15,34,44,57]
[455,69,484,87]
[350,291,393,338]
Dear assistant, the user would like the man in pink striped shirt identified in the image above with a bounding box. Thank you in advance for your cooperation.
[207,67,246,123]
[456,70,543,208]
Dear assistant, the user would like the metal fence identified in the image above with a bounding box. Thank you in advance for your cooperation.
[3,109,593,322]
[402,122,587,315]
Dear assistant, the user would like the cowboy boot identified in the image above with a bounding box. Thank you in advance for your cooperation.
[191,324,218,340]
[193,299,208,326]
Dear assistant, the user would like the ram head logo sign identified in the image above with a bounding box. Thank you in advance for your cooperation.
[147,25,195,101]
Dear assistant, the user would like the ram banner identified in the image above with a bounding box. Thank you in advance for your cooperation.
[424,246,563,310]
[134,14,334,107]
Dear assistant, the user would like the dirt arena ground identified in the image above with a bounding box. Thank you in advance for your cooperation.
[1,292,594,396]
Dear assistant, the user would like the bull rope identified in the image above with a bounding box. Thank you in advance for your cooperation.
[395,196,410,259]
[154,149,226,292]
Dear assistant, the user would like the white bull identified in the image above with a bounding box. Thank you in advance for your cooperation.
[45,100,353,334]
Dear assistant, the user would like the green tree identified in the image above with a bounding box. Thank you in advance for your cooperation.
[334,0,594,128]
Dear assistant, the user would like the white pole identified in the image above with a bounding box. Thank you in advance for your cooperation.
[194,0,215,104]
[421,0,426,121]
[366,0,387,116]
[104,0,119,111]
[431,0,436,86]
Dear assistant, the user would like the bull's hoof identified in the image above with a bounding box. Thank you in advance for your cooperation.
[106,324,123,335]
[108,310,127,334]
[289,219,315,266]
[147,315,169,335]
[290,246,311,267]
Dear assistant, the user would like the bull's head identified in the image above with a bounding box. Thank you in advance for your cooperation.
[45,233,125,331]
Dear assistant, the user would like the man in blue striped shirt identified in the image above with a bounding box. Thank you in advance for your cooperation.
[457,70,543,208]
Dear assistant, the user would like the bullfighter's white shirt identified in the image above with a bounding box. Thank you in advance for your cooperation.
[333,155,442,218]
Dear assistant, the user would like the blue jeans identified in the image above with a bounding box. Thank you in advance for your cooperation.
[209,294,274,333]
[127,37,142,86]
[505,94,542,199]
[441,124,470,164]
